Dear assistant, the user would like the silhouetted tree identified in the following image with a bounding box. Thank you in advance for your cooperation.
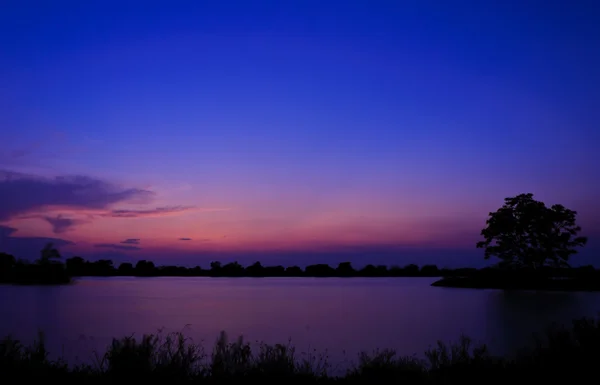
[264,265,285,276]
[66,256,86,275]
[477,193,587,269]
[0,252,16,269]
[210,261,222,272]
[221,261,244,276]
[360,264,377,276]
[336,262,355,276]
[246,261,264,276]
[118,262,134,275]
[39,242,61,264]
[305,264,335,277]
[404,264,419,276]
[0,252,16,280]
[285,265,303,276]
[420,264,439,276]
[93,259,115,275]
[358,264,388,276]
[135,260,155,276]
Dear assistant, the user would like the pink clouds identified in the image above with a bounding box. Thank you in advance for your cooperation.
[105,206,200,218]
[0,170,154,220]
[0,170,201,234]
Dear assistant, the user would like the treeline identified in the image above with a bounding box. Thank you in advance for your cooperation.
[3,251,600,281]
[56,258,600,278]
[0,250,71,285]
[63,258,452,277]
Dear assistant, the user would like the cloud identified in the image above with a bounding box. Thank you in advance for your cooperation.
[0,225,17,238]
[94,243,142,251]
[105,205,197,218]
[0,143,42,167]
[14,213,91,234]
[178,237,192,241]
[120,238,141,245]
[0,170,155,221]
[41,215,88,234]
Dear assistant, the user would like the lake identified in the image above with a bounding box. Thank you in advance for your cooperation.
[1,277,599,369]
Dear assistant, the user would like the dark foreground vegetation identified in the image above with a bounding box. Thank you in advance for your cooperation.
[3,316,600,383]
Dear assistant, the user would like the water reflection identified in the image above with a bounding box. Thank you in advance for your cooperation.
[1,278,599,367]
[483,290,595,355]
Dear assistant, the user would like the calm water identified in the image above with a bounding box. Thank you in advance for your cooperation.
[1,277,599,368]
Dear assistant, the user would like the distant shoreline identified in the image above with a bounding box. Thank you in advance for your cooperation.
[4,253,600,285]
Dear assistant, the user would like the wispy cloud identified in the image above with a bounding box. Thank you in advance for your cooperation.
[178,237,212,242]
[104,205,201,218]
[94,243,141,251]
[0,170,154,221]
[0,170,229,238]
[120,238,141,245]
[42,215,87,234]
[16,213,89,234]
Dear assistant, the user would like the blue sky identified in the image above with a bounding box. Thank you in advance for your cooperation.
[0,0,598,267]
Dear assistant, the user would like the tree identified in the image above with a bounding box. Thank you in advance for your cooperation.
[246,261,264,276]
[118,262,134,275]
[336,262,355,276]
[222,261,244,276]
[135,260,155,276]
[420,264,439,276]
[39,243,61,264]
[0,252,16,269]
[404,264,420,276]
[476,193,587,269]
[66,256,86,275]
[0,252,16,279]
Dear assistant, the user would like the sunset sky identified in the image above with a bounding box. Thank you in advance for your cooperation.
[1,1,598,267]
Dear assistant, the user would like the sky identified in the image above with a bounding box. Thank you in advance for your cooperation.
[0,0,599,268]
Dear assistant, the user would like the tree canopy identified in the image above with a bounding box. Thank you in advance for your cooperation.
[476,193,587,269]
[39,243,61,264]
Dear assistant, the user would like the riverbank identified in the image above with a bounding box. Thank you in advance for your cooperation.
[2,316,599,383]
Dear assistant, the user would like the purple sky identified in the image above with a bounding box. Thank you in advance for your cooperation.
[1,1,598,267]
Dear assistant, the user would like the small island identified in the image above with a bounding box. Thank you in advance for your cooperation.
[432,193,592,291]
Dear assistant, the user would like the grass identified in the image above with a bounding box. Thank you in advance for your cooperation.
[2,317,600,383]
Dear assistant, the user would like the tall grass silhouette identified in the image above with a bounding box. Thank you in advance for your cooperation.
[2,316,600,382]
